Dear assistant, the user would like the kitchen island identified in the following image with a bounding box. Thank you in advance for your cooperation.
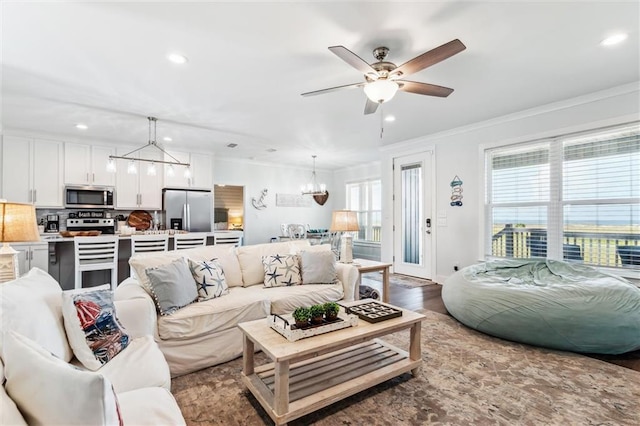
[42,231,243,290]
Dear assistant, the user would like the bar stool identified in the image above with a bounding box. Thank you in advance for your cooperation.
[173,233,208,250]
[130,234,170,277]
[213,233,242,247]
[131,234,170,256]
[74,235,119,291]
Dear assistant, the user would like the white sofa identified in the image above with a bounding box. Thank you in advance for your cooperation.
[0,268,185,425]
[116,240,359,377]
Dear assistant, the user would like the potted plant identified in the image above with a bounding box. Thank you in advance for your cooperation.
[323,302,340,322]
[292,307,310,329]
[309,304,325,325]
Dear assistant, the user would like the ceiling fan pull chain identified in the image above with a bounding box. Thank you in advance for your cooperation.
[380,103,384,139]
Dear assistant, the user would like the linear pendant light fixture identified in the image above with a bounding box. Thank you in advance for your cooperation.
[107,117,191,176]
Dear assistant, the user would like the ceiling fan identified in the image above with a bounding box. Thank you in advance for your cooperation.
[301,39,466,114]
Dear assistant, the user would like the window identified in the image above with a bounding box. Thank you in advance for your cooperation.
[346,179,381,242]
[486,123,639,269]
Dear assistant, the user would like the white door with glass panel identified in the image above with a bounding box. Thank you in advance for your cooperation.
[393,152,433,278]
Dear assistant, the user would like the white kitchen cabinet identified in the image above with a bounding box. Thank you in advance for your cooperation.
[164,150,213,189]
[190,154,214,189]
[64,143,115,186]
[13,242,49,276]
[115,146,162,210]
[1,136,63,207]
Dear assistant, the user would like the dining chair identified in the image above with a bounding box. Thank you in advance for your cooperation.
[287,224,307,240]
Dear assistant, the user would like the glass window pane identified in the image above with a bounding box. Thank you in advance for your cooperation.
[371,181,381,210]
[491,206,547,259]
[562,125,640,268]
[345,179,381,243]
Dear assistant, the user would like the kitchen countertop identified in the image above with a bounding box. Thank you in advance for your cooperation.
[39,230,243,242]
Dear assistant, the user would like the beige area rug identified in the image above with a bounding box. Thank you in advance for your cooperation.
[361,272,437,288]
[172,310,640,425]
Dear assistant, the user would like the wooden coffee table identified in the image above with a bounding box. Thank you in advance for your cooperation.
[238,301,425,425]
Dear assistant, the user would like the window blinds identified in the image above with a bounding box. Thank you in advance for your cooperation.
[486,122,639,269]
[562,125,639,267]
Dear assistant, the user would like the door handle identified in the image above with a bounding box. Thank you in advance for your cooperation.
[183,204,187,230]
[426,218,431,234]
[186,204,191,230]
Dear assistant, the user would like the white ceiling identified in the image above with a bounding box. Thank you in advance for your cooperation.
[2,1,639,170]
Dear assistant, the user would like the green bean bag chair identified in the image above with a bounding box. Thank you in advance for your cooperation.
[442,260,640,354]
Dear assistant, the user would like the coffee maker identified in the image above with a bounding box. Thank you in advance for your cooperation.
[45,215,59,233]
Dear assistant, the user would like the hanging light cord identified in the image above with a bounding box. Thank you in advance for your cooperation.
[109,117,189,166]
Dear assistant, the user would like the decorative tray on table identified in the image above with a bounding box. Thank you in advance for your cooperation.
[269,310,358,342]
[345,301,403,323]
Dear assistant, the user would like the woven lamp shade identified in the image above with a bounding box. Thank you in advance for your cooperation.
[330,210,359,232]
[0,201,40,243]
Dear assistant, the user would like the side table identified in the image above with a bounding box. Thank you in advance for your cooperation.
[352,259,392,303]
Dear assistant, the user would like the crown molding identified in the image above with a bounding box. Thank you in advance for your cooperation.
[380,82,640,154]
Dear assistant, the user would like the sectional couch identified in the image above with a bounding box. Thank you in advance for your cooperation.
[117,240,359,377]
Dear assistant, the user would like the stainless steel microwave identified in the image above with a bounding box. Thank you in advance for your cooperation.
[64,186,114,209]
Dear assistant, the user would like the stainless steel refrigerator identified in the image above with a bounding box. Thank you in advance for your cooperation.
[162,188,213,232]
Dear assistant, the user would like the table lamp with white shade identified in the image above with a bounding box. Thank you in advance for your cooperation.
[330,210,359,263]
[0,200,40,283]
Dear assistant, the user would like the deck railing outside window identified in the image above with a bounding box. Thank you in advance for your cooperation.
[491,224,640,267]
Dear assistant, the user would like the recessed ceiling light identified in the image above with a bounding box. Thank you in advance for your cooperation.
[163,136,172,142]
[266,148,277,153]
[384,115,396,122]
[227,143,238,148]
[601,33,628,46]
[75,123,88,130]
[167,53,188,64]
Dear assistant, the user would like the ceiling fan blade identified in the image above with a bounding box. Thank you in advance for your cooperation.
[301,82,365,97]
[328,46,379,79]
[364,98,379,115]
[390,39,466,79]
[399,81,454,97]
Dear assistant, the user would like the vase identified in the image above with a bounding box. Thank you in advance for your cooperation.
[325,312,338,322]
[294,320,309,329]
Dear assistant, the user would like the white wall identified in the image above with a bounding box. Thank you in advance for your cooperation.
[213,158,335,245]
[334,83,640,284]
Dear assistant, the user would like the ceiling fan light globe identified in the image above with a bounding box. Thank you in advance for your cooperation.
[364,80,399,104]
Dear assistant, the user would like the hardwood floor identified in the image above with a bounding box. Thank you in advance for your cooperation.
[361,275,447,314]
[361,274,640,373]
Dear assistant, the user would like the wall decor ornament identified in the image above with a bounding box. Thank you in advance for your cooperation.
[450,175,463,206]
[313,191,329,206]
[276,194,312,208]
[252,188,268,210]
